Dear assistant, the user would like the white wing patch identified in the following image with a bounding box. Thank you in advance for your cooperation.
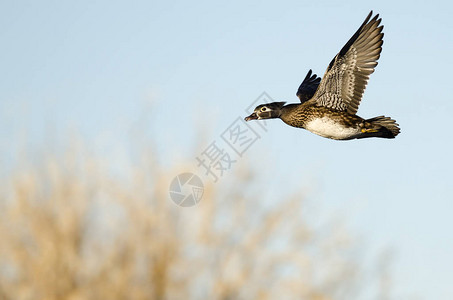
[305,117,359,140]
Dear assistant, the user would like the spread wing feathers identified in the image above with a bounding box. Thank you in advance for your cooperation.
[296,69,321,103]
[312,11,384,114]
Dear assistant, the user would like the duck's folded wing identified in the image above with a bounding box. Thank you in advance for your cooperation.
[312,11,384,115]
[296,69,321,103]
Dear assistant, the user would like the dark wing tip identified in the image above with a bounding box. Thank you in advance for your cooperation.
[365,10,374,23]
[339,11,379,56]
[327,11,381,71]
[303,69,313,82]
[296,69,321,101]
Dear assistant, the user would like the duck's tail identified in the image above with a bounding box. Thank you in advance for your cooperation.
[358,116,400,139]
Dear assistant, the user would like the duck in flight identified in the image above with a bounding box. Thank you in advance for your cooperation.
[245,11,400,140]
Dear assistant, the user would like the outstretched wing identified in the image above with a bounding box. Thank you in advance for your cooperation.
[312,11,384,114]
[296,69,321,103]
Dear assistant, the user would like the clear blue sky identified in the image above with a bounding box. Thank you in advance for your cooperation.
[1,0,452,298]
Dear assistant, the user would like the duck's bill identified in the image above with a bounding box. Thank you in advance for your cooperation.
[244,113,258,121]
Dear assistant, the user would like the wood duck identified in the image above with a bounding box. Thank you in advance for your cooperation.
[245,11,400,140]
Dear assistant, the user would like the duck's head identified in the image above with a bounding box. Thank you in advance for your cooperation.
[244,102,286,121]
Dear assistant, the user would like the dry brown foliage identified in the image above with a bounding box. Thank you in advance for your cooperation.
[0,143,389,300]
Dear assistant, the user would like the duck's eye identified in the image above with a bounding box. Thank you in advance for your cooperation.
[260,107,267,112]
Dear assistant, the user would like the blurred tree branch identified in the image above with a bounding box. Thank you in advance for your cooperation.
[0,140,392,300]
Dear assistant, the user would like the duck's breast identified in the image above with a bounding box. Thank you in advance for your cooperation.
[305,116,360,140]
